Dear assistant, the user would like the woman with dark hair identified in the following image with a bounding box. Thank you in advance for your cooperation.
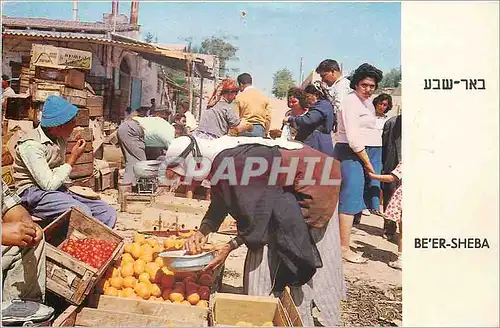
[334,63,383,263]
[283,82,335,156]
[358,92,394,217]
[271,87,309,139]
[373,93,393,131]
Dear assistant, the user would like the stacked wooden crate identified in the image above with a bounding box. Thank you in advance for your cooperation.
[29,44,96,189]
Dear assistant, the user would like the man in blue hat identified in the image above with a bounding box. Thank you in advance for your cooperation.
[12,96,117,227]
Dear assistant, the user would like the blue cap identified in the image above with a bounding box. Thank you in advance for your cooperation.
[40,96,78,128]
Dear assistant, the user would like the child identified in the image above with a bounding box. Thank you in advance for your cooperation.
[369,162,402,270]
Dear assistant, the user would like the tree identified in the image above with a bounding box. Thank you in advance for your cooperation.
[272,68,296,99]
[197,36,239,76]
[144,32,154,43]
[380,66,401,88]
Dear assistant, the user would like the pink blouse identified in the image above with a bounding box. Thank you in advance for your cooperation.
[336,92,382,152]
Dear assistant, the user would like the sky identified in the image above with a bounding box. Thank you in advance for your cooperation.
[2,1,401,95]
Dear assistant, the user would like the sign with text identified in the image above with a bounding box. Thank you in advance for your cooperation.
[31,44,92,70]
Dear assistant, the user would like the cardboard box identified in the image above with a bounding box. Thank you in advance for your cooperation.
[31,44,92,70]
[210,293,293,327]
[43,207,124,305]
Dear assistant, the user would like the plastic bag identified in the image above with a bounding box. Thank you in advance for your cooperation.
[280,124,292,141]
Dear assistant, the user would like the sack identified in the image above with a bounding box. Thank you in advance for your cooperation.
[280,124,292,141]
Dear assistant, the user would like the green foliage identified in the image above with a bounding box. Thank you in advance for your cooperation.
[196,36,239,76]
[144,32,154,43]
[272,68,296,99]
[380,66,401,88]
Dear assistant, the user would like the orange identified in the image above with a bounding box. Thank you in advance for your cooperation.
[121,263,134,278]
[196,300,209,308]
[138,272,151,285]
[139,252,153,264]
[110,276,124,289]
[111,267,121,278]
[145,238,158,248]
[169,292,184,302]
[187,293,200,305]
[162,267,174,276]
[173,300,183,304]
[174,239,184,250]
[182,300,191,305]
[154,256,165,267]
[103,279,110,291]
[123,276,137,289]
[124,242,134,254]
[150,284,162,298]
[104,286,119,297]
[121,253,134,266]
[145,262,160,276]
[130,242,143,259]
[134,260,146,276]
[153,244,164,253]
[164,238,176,250]
[135,282,151,300]
[134,232,146,244]
[122,287,135,298]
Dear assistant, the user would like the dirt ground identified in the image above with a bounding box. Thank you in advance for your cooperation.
[107,191,402,327]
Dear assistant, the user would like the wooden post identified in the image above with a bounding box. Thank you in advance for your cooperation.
[198,75,204,120]
[186,59,192,112]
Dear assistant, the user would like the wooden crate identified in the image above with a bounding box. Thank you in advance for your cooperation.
[35,67,85,89]
[95,167,116,192]
[67,141,93,154]
[87,95,104,117]
[65,175,96,190]
[65,151,93,165]
[69,162,94,179]
[69,127,93,142]
[62,87,87,107]
[74,108,89,127]
[34,82,62,102]
[43,207,124,305]
[210,293,293,327]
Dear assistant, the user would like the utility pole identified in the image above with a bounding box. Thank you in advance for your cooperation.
[299,57,304,84]
[73,0,78,21]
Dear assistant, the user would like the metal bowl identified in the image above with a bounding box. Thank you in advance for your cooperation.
[133,160,163,178]
[158,250,216,272]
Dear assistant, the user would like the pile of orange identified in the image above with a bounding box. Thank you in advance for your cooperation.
[102,232,212,308]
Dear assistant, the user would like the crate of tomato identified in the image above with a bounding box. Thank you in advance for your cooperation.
[43,207,124,305]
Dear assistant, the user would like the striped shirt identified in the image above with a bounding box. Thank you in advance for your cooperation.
[2,179,21,216]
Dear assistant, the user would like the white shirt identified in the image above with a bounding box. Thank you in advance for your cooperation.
[327,76,352,114]
[184,111,198,132]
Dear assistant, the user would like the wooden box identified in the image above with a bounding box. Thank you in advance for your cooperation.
[62,87,87,107]
[74,108,89,127]
[65,151,93,165]
[210,293,293,327]
[95,167,115,192]
[69,162,94,179]
[67,140,93,154]
[52,298,208,327]
[87,95,104,117]
[69,127,93,142]
[43,207,124,305]
[36,68,85,90]
[65,175,96,190]
[34,82,62,102]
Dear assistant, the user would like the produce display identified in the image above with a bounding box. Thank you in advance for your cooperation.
[61,238,117,269]
[235,321,274,327]
[102,232,213,307]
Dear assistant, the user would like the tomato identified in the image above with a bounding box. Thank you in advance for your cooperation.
[61,238,117,269]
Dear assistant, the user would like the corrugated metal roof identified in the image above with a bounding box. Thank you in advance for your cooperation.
[2,16,137,33]
[2,30,155,50]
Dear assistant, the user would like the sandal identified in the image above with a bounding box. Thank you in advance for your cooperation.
[342,252,368,264]
[388,258,402,270]
[369,209,385,218]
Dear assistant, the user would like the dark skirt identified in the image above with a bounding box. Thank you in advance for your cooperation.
[301,131,334,157]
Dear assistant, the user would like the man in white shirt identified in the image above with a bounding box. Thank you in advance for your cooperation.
[178,101,198,132]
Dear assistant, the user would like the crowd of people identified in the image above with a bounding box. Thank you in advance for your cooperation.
[2,58,402,326]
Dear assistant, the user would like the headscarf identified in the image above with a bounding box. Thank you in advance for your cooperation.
[206,78,239,108]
